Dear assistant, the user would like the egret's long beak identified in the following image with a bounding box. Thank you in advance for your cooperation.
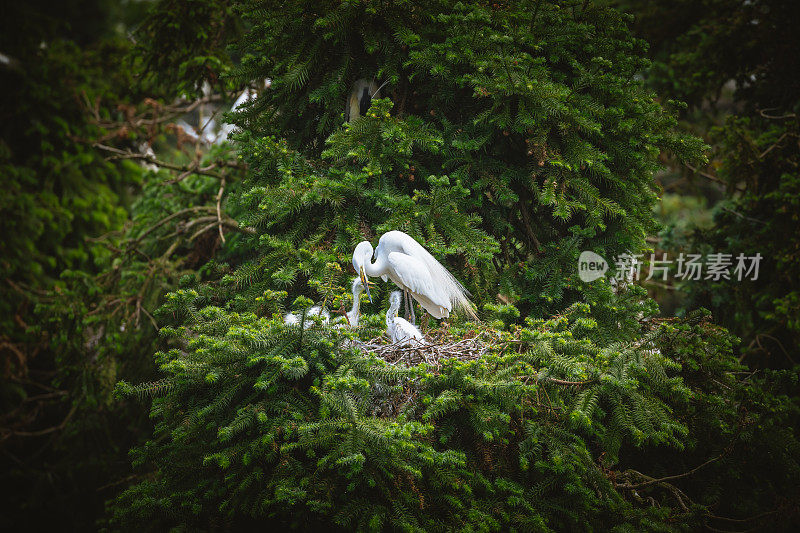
[360,266,373,303]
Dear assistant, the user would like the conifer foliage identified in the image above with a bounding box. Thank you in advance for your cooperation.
[228,0,705,314]
[113,299,800,530]
[109,1,800,531]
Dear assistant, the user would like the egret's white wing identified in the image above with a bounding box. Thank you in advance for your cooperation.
[382,231,477,319]
[175,120,201,142]
[386,252,450,311]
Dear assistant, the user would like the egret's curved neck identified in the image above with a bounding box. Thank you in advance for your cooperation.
[348,288,362,326]
[387,297,400,319]
[363,249,388,278]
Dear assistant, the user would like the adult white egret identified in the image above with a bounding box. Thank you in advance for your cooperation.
[386,291,425,346]
[352,230,477,321]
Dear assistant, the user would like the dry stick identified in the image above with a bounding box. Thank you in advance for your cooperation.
[96,474,141,493]
[544,376,593,386]
[0,403,77,439]
[754,333,794,364]
[133,265,160,331]
[159,238,182,263]
[707,509,780,524]
[7,377,61,392]
[93,95,225,129]
[189,222,223,243]
[758,108,797,120]
[86,297,125,316]
[216,176,227,243]
[703,522,763,533]
[169,160,200,184]
[617,450,727,490]
[719,206,767,225]
[93,143,228,180]
[197,104,223,140]
[1,392,67,425]
[140,306,158,330]
[684,162,745,192]
[758,132,788,159]
[21,391,68,403]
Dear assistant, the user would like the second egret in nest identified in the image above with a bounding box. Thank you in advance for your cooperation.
[386,291,425,346]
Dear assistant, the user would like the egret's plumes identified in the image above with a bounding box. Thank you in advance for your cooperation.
[379,231,476,319]
[386,291,425,346]
[352,231,477,320]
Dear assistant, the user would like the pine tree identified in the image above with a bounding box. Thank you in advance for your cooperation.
[107,1,800,531]
[225,0,705,316]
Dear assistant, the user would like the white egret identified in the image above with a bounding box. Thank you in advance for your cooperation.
[352,230,477,321]
[345,79,379,122]
[283,306,329,329]
[344,79,390,122]
[174,119,202,143]
[386,291,425,346]
[137,142,159,172]
[217,79,270,143]
[284,277,371,329]
[343,277,369,327]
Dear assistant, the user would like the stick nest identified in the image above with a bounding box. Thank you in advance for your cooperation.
[357,329,503,368]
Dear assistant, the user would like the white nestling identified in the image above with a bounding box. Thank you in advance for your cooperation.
[352,230,477,321]
[344,277,368,327]
[386,291,425,346]
[284,278,369,329]
[283,306,329,329]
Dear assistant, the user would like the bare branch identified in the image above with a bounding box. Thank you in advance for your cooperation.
[616,449,728,490]
[0,403,77,439]
[93,143,228,180]
[758,107,797,120]
[216,177,227,243]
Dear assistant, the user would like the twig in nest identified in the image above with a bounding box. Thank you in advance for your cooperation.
[359,330,497,369]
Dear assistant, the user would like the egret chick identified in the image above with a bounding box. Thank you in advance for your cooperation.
[345,277,371,327]
[386,291,425,346]
[334,277,372,328]
[284,306,330,329]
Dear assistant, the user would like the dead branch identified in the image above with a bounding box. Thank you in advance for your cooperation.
[758,132,788,159]
[758,107,797,120]
[93,143,228,180]
[0,402,77,440]
[615,450,727,490]
[216,177,227,243]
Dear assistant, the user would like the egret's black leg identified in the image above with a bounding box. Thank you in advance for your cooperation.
[403,289,411,320]
[409,295,416,325]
